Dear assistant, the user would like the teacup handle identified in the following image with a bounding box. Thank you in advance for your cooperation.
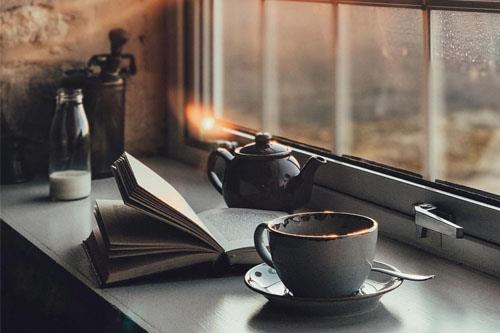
[254,223,275,268]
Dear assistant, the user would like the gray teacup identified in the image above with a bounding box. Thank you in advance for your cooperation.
[254,211,378,298]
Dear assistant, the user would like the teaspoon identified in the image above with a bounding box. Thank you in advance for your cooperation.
[371,267,435,281]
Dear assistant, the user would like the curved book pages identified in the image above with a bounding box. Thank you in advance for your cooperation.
[82,152,286,287]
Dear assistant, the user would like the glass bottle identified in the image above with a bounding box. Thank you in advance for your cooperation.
[49,88,91,200]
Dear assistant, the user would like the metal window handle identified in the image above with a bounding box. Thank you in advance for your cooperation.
[414,203,464,239]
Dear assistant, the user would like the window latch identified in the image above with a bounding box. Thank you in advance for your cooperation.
[414,203,464,239]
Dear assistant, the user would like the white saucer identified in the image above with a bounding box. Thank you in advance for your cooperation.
[244,261,403,316]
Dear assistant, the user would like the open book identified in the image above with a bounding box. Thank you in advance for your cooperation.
[82,152,286,286]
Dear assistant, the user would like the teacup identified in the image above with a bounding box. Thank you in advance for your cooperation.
[254,211,378,298]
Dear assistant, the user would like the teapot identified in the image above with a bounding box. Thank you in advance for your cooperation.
[207,133,326,212]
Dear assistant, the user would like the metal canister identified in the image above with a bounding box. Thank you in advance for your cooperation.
[62,28,136,178]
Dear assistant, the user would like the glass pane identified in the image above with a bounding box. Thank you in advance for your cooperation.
[264,1,335,148]
[216,0,262,130]
[431,11,500,194]
[337,5,424,174]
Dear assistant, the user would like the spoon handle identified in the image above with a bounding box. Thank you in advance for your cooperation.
[371,267,435,281]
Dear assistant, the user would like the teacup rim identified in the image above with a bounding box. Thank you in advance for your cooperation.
[267,211,378,240]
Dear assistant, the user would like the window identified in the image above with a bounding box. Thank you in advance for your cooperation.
[174,0,500,275]
[336,5,424,174]
[209,0,500,196]
[430,10,500,195]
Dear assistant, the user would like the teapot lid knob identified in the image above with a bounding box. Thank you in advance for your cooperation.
[255,132,272,146]
[235,132,290,158]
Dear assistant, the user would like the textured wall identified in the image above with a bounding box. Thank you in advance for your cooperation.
[1,0,170,174]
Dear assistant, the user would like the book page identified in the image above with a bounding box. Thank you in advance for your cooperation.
[198,208,286,252]
[95,199,211,251]
[124,153,198,221]
[111,164,215,247]
[107,252,217,284]
[124,153,214,237]
[115,153,223,251]
[84,228,217,285]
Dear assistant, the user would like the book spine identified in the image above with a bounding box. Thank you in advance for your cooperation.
[81,241,105,288]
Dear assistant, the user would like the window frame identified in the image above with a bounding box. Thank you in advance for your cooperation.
[164,0,500,277]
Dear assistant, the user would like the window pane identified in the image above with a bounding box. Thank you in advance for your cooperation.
[431,11,500,194]
[216,0,261,130]
[264,1,335,148]
[337,5,424,174]
[213,2,500,195]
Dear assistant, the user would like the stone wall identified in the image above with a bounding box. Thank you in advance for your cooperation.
[1,0,171,174]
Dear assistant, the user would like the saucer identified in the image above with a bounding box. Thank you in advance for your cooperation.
[244,261,403,316]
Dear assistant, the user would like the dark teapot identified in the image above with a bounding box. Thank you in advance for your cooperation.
[207,133,326,212]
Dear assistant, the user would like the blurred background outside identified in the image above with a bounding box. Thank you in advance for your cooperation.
[215,0,500,195]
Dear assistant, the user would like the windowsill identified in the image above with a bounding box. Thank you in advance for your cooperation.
[1,156,499,332]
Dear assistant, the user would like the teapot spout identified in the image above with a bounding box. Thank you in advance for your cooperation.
[286,156,327,210]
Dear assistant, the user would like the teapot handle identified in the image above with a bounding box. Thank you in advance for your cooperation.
[207,148,234,194]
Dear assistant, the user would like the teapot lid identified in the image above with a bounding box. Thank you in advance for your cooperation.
[235,133,291,159]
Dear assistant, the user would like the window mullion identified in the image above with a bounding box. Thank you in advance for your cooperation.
[330,3,338,153]
[193,0,201,108]
[212,0,223,118]
[202,0,212,113]
[261,0,280,133]
[422,8,436,180]
[333,4,353,155]
[426,8,448,182]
